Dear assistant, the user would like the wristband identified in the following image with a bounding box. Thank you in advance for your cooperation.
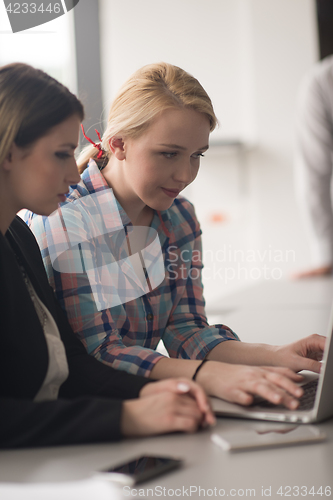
[192,359,209,381]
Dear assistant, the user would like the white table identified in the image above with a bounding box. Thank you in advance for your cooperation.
[0,417,332,500]
[1,277,333,500]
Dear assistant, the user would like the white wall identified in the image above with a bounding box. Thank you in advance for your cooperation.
[0,3,77,92]
[99,0,254,141]
[99,0,319,305]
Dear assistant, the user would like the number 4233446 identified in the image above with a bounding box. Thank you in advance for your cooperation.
[5,3,62,14]
[276,486,331,497]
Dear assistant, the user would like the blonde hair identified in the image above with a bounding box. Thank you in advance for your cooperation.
[77,62,217,173]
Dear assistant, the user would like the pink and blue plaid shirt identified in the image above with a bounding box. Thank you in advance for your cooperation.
[25,160,239,377]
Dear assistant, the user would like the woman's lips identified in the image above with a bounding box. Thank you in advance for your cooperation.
[161,188,181,198]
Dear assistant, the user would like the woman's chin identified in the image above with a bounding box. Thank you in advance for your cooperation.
[150,199,175,212]
[29,203,59,218]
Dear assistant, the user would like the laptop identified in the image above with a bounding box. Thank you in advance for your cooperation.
[211,306,333,424]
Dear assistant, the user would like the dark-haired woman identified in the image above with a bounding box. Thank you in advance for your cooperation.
[0,62,214,449]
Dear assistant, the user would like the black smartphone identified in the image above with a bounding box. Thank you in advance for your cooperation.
[95,455,183,486]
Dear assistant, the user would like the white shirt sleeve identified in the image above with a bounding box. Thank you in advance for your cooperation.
[294,56,333,267]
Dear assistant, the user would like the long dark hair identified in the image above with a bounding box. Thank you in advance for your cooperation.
[0,62,84,165]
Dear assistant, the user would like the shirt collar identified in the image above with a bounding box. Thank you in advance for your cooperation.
[81,159,131,227]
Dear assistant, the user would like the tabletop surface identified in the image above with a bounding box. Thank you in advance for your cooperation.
[1,277,333,499]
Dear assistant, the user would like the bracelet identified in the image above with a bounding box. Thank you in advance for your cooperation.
[192,359,209,381]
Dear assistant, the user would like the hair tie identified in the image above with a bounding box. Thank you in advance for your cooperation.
[81,124,104,159]
[192,359,209,381]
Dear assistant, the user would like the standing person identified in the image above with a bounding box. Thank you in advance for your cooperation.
[294,55,333,278]
[27,62,325,409]
[0,62,215,449]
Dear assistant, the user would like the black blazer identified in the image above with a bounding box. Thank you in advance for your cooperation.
[0,216,149,448]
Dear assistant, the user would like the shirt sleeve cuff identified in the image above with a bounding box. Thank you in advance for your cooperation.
[172,324,240,360]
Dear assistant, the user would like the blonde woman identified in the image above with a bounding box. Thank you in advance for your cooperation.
[27,63,325,410]
[0,62,214,448]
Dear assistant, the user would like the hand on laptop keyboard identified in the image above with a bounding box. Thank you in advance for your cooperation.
[194,361,305,410]
[272,334,326,373]
[255,379,318,411]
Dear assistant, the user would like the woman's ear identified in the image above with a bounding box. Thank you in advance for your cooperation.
[1,144,15,171]
[109,136,126,160]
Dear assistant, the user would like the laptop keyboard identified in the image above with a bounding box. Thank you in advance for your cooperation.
[256,379,318,411]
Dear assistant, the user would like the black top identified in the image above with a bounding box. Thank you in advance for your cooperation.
[0,216,150,448]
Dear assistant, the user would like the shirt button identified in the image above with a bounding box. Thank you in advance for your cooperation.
[147,313,154,321]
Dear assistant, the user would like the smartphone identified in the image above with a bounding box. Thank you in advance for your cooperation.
[94,455,183,486]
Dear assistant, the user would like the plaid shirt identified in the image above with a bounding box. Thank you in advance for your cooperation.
[25,160,239,376]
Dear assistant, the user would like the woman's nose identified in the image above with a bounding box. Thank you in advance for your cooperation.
[66,160,81,185]
[173,159,195,185]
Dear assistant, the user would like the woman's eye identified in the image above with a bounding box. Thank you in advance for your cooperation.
[160,151,205,160]
[55,152,71,160]
[161,152,177,159]
[192,152,205,159]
